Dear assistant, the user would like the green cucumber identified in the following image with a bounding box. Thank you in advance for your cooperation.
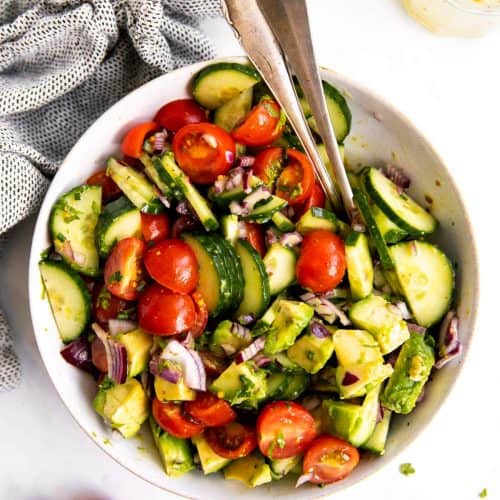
[371,203,407,244]
[362,409,392,455]
[209,175,262,208]
[271,211,295,232]
[345,231,374,300]
[244,195,287,223]
[221,214,240,245]
[217,237,245,309]
[140,153,173,199]
[213,87,253,132]
[296,207,338,234]
[263,243,297,296]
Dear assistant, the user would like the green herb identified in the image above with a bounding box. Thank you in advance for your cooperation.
[399,463,415,476]
[97,288,111,310]
[276,431,285,449]
[99,376,114,391]
[306,351,315,361]
[117,307,135,320]
[55,232,66,242]
[267,440,276,458]
[108,271,122,283]
[74,191,81,201]
[103,438,111,445]
[91,200,100,215]
[479,488,488,498]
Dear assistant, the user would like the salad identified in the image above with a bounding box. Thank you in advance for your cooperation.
[39,62,462,489]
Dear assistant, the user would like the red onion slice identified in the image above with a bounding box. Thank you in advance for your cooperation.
[382,164,410,190]
[149,354,181,383]
[310,320,331,339]
[265,228,280,246]
[60,337,95,374]
[407,322,426,334]
[92,323,127,384]
[230,322,252,341]
[235,336,266,364]
[253,354,272,367]
[108,319,137,337]
[237,155,255,168]
[237,314,255,326]
[60,240,74,261]
[342,371,360,386]
[158,193,170,209]
[296,472,313,488]
[280,231,303,248]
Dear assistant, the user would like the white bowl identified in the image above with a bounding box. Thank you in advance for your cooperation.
[28,57,479,498]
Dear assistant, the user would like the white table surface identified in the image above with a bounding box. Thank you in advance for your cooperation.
[1,1,499,499]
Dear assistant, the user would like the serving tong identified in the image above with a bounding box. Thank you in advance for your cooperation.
[222,0,360,225]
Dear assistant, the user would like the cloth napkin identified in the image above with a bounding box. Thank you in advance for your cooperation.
[0,0,221,392]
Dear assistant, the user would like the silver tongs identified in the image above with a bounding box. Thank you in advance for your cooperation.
[222,0,359,224]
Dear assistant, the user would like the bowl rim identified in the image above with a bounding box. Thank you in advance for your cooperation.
[28,56,480,499]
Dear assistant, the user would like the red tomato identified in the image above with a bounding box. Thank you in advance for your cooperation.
[104,237,145,301]
[152,398,204,439]
[171,215,202,239]
[92,283,131,327]
[141,213,170,244]
[86,170,121,203]
[144,239,198,294]
[256,401,317,459]
[296,230,346,293]
[184,392,236,427]
[121,122,157,159]
[253,147,284,186]
[138,282,195,335]
[232,98,285,147]
[303,435,360,484]
[173,123,235,184]
[190,291,208,338]
[91,337,108,373]
[243,222,266,257]
[275,149,314,206]
[204,422,257,459]
[297,182,326,218]
[154,99,207,132]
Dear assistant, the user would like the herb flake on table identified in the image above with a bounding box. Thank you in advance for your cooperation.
[479,488,488,498]
[399,463,415,476]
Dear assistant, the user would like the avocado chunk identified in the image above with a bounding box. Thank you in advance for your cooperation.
[116,328,153,377]
[362,408,392,455]
[209,361,267,409]
[93,378,148,438]
[269,454,302,479]
[254,298,314,354]
[150,417,194,477]
[333,329,383,366]
[287,323,335,374]
[323,383,382,447]
[224,453,273,488]
[192,434,231,474]
[336,362,393,398]
[210,320,252,357]
[154,375,196,402]
[381,333,435,414]
[266,369,310,400]
[349,294,410,354]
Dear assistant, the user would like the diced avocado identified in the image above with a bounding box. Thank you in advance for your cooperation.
[192,434,231,474]
[362,408,392,455]
[210,320,252,357]
[323,384,382,447]
[209,361,267,409]
[116,328,153,377]
[93,378,148,438]
[333,329,383,366]
[349,294,410,354]
[224,453,273,488]
[311,366,339,393]
[266,369,310,400]
[336,363,393,399]
[154,376,196,402]
[255,298,314,354]
[150,418,194,477]
[269,454,302,479]
[381,333,435,414]
[287,324,335,374]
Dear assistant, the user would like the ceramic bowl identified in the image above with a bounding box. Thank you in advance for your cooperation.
[28,57,479,498]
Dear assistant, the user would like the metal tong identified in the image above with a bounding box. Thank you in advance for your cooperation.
[222,0,358,223]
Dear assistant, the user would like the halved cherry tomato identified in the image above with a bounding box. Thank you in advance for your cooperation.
[190,291,208,338]
[152,398,205,439]
[296,230,346,293]
[275,149,314,206]
[91,337,108,373]
[252,147,284,186]
[154,99,207,132]
[86,170,121,203]
[303,435,360,484]
[184,392,236,427]
[144,239,198,294]
[205,422,257,459]
[297,182,326,219]
[243,222,266,257]
[173,123,235,184]
[141,213,170,244]
[171,215,202,239]
[104,237,145,301]
[232,98,285,147]
[92,283,131,327]
[121,122,157,159]
[138,282,195,335]
[256,401,317,459]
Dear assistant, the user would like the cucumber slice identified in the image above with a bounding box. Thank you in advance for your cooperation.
[363,167,437,235]
[345,231,374,300]
[233,240,271,319]
[39,260,91,342]
[209,175,262,207]
[362,409,392,455]
[221,214,240,245]
[389,241,454,327]
[296,207,338,234]
[271,211,295,232]
[218,237,245,309]
[213,87,253,132]
[244,195,287,223]
[371,203,408,244]
[106,157,163,214]
[263,243,297,296]
[140,153,173,200]
[49,185,101,276]
[95,196,142,258]
[192,62,261,110]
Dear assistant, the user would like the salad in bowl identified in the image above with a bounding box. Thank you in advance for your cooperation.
[35,60,466,492]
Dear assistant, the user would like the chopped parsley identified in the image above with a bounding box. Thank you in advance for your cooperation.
[74,191,81,201]
[55,232,66,242]
[479,488,488,498]
[108,271,123,283]
[399,463,415,476]
[306,350,315,361]
[276,431,285,449]
[117,307,135,320]
[97,288,111,310]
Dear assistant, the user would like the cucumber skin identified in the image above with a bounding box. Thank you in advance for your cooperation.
[218,238,245,308]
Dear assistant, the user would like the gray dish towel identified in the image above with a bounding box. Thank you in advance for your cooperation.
[0,0,221,391]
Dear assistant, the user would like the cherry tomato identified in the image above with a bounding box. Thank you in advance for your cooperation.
[232,98,285,147]
[171,215,202,239]
[173,123,235,184]
[243,222,266,257]
[297,182,326,219]
[91,337,108,373]
[303,435,360,484]
[152,398,204,438]
[154,99,207,132]
[252,147,284,187]
[190,291,208,338]
[104,237,145,301]
[141,213,170,244]
[86,170,121,203]
[184,392,237,427]
[205,422,257,459]
[92,283,131,327]
[121,122,157,159]
[275,149,314,206]
[138,282,195,335]
[296,230,346,293]
[256,401,317,459]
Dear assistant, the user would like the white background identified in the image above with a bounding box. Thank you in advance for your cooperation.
[1,1,499,499]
